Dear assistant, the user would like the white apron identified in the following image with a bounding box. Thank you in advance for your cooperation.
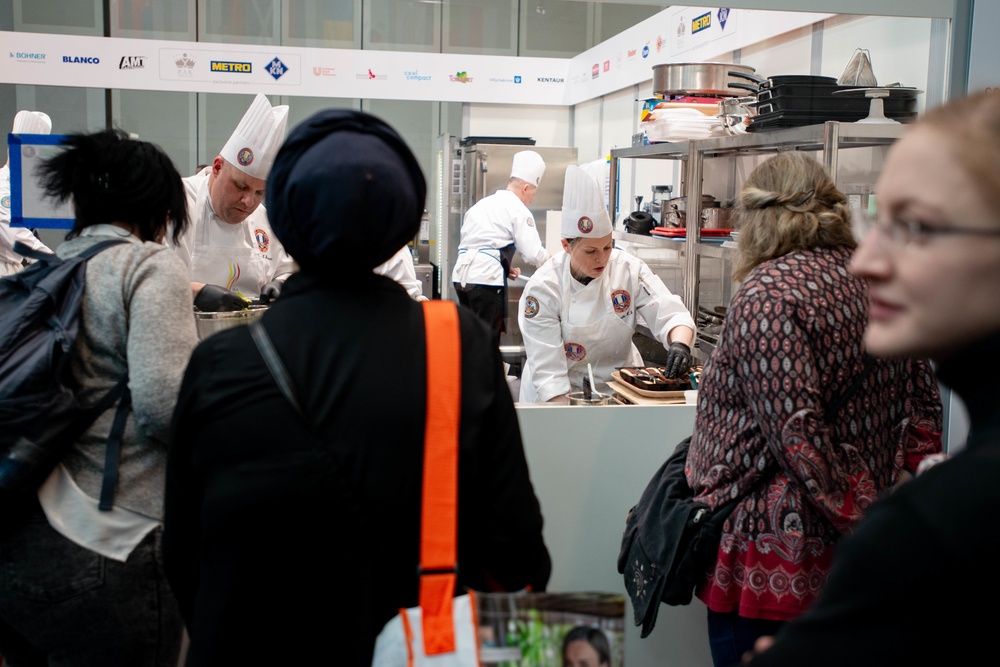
[520,277,642,402]
[188,196,274,298]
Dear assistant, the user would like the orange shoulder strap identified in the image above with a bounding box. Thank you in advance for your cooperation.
[418,300,462,655]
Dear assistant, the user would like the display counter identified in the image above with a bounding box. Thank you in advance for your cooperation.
[516,403,711,667]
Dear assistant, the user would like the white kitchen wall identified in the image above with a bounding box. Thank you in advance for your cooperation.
[463,102,572,147]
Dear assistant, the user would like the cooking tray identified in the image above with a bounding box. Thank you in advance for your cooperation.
[754,86,918,115]
[728,73,838,94]
[611,372,689,399]
[747,109,916,132]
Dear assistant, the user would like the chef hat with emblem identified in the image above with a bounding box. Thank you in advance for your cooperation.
[220,94,289,180]
[561,164,612,239]
[12,110,52,135]
[510,150,545,186]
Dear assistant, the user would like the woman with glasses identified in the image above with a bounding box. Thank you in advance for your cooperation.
[684,151,943,667]
[748,91,1000,666]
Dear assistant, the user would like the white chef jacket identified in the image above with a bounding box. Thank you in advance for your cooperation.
[171,169,294,299]
[518,248,695,403]
[451,189,548,287]
[374,245,427,301]
[0,164,52,275]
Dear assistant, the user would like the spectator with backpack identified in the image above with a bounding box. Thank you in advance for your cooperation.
[0,129,197,665]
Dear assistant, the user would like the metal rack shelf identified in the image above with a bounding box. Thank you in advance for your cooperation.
[609,120,904,325]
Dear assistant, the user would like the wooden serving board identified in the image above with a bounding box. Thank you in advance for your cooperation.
[608,379,686,405]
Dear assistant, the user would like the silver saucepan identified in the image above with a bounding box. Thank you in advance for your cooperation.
[653,62,757,97]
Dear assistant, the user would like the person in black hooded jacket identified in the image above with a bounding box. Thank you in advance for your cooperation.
[163,110,551,666]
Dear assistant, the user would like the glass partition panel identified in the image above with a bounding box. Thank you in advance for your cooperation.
[595,3,666,43]
[12,0,102,35]
[519,0,592,57]
[110,0,196,40]
[443,0,517,55]
[112,89,197,175]
[364,0,439,52]
[199,0,280,45]
[283,0,361,48]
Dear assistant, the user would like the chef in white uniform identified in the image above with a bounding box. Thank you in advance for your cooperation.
[452,150,551,346]
[0,110,54,276]
[518,165,696,403]
[374,245,427,301]
[172,94,294,311]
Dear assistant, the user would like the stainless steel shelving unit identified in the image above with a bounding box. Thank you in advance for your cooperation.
[610,120,906,360]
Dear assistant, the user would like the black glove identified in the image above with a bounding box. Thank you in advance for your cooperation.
[664,341,693,379]
[194,284,248,312]
[258,279,283,304]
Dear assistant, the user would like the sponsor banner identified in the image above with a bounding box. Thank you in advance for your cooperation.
[566,6,832,104]
[0,30,571,105]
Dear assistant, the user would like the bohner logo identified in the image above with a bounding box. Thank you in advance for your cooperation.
[63,56,99,64]
[237,148,254,167]
[211,60,252,73]
[10,52,46,63]
[265,57,288,80]
[692,11,712,34]
[564,342,587,362]
[254,229,269,253]
[612,289,631,314]
[449,71,473,83]
[578,216,594,235]
[524,296,540,319]
[119,56,146,70]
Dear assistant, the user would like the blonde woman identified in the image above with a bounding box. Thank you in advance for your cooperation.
[684,152,943,666]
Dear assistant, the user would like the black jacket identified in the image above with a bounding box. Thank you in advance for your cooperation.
[164,272,551,666]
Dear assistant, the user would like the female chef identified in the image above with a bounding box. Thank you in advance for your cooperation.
[518,165,696,403]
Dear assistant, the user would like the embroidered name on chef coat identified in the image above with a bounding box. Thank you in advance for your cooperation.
[612,289,631,314]
[564,342,586,362]
[254,229,270,252]
[524,295,540,318]
[578,216,594,234]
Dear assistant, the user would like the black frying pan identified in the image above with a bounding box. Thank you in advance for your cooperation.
[728,71,838,94]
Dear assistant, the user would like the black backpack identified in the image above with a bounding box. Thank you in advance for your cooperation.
[0,239,131,511]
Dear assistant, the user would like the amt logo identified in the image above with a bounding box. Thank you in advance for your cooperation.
[119,56,145,70]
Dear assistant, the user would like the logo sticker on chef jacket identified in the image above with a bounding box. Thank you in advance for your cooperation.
[237,148,254,167]
[527,216,535,228]
[0,196,9,209]
[254,229,269,253]
[524,296,540,319]
[612,289,631,314]
[564,342,587,362]
[578,216,594,235]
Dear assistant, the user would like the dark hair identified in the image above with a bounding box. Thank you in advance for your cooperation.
[562,626,611,666]
[37,129,188,244]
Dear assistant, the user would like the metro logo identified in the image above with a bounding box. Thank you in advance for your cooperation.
[211,61,252,73]
[692,12,712,34]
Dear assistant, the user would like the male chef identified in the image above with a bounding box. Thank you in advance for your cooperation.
[452,150,552,348]
[0,110,54,276]
[172,94,294,311]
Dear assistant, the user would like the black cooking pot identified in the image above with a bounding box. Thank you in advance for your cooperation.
[624,211,655,236]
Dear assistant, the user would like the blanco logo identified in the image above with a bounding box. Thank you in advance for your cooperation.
[119,56,145,70]
[63,56,99,64]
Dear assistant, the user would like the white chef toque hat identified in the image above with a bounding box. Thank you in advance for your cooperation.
[220,93,290,180]
[510,150,545,186]
[12,110,52,135]
[561,164,612,239]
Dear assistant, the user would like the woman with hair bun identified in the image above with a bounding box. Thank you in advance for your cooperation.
[684,151,943,666]
[0,129,196,664]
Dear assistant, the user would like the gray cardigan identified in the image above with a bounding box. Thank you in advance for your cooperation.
[58,227,197,519]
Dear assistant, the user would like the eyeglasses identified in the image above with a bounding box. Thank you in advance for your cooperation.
[854,211,1000,247]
